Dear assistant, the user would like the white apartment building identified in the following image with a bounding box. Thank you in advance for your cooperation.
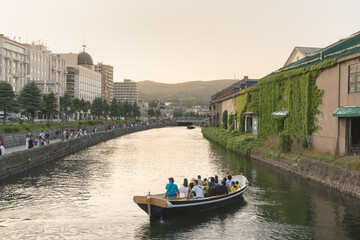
[0,34,28,93]
[26,43,67,99]
[113,79,138,104]
[58,46,102,102]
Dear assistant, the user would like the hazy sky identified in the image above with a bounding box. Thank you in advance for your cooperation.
[1,0,359,83]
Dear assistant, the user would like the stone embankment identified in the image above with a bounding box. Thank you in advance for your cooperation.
[202,128,360,200]
[0,123,174,181]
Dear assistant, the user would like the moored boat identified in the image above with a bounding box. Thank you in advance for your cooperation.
[187,125,195,129]
[133,174,248,220]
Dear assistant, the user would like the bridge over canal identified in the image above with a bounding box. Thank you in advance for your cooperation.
[175,118,209,126]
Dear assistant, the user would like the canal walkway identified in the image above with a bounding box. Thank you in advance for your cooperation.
[5,139,62,154]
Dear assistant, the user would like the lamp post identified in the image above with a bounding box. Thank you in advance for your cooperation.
[61,106,71,141]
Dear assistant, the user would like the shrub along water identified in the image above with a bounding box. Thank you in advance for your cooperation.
[202,127,258,156]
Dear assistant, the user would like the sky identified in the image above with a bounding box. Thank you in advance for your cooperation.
[0,0,359,83]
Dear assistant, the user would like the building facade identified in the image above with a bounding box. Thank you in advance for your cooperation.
[210,76,258,127]
[26,43,67,99]
[58,46,101,102]
[66,65,101,101]
[0,35,28,93]
[113,79,138,104]
[94,63,113,103]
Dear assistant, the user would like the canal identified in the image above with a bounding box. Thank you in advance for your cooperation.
[0,127,360,239]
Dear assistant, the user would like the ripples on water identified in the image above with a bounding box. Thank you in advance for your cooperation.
[0,127,359,239]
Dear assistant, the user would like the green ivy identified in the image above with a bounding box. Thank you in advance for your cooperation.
[222,110,228,129]
[258,59,337,145]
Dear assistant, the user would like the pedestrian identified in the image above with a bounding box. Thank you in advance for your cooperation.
[65,130,70,140]
[25,135,30,149]
[28,136,34,149]
[0,140,5,156]
[39,130,45,141]
[45,131,50,144]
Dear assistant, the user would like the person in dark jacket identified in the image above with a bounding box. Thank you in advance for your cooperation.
[215,180,228,196]
[205,182,216,197]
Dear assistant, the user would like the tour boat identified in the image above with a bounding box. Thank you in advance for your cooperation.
[187,125,195,129]
[133,174,248,221]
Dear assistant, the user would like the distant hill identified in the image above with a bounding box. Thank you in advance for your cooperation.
[138,79,238,107]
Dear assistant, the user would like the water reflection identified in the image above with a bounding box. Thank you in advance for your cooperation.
[0,127,359,239]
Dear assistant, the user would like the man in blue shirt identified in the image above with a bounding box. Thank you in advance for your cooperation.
[165,177,179,199]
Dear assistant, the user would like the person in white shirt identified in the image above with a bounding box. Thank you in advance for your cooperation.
[197,175,204,186]
[0,140,5,156]
[189,180,205,199]
[179,178,190,198]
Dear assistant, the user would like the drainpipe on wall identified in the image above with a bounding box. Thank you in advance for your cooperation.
[335,62,341,155]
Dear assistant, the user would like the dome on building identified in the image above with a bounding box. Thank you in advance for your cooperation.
[78,45,93,65]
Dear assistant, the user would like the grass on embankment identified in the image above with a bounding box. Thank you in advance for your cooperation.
[0,120,140,134]
[202,127,360,172]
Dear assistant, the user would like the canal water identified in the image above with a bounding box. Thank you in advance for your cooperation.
[0,127,360,239]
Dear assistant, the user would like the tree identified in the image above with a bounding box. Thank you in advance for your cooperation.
[0,81,16,124]
[118,101,124,117]
[91,97,103,119]
[222,110,228,129]
[110,98,119,118]
[148,108,155,118]
[173,111,183,118]
[103,99,110,118]
[155,109,161,118]
[18,81,43,122]
[149,100,158,108]
[42,92,58,122]
[123,101,132,119]
[72,97,82,121]
[60,92,74,121]
[132,102,140,118]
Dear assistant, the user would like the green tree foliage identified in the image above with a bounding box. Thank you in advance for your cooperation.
[155,109,161,118]
[72,97,82,121]
[0,81,16,124]
[103,99,110,118]
[91,97,104,119]
[149,100,158,108]
[118,101,124,117]
[222,110,228,129]
[148,108,155,117]
[123,102,132,119]
[42,92,58,122]
[110,98,119,118]
[173,111,183,118]
[18,81,43,122]
[132,102,140,118]
[60,92,74,121]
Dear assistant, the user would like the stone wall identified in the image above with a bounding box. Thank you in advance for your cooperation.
[0,124,107,149]
[250,154,360,199]
[0,123,174,181]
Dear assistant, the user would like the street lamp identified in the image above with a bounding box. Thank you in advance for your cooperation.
[61,106,71,141]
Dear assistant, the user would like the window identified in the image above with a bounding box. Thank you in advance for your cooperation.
[349,63,360,93]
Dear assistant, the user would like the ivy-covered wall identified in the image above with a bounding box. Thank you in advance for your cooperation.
[258,59,337,145]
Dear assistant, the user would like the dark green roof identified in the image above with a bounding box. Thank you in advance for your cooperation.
[333,106,360,117]
[267,31,360,77]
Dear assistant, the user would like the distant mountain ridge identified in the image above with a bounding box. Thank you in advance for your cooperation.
[138,79,238,106]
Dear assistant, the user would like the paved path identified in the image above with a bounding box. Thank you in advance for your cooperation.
[6,138,62,154]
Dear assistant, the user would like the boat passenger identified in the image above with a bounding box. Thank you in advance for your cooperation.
[201,181,208,194]
[197,175,204,186]
[205,182,216,197]
[189,182,195,198]
[189,180,204,199]
[215,180,229,196]
[214,175,219,185]
[209,177,215,186]
[164,177,179,199]
[226,175,233,190]
[230,181,237,193]
[179,178,189,198]
[235,181,240,189]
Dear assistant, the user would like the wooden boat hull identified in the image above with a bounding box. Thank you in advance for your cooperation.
[134,175,249,220]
